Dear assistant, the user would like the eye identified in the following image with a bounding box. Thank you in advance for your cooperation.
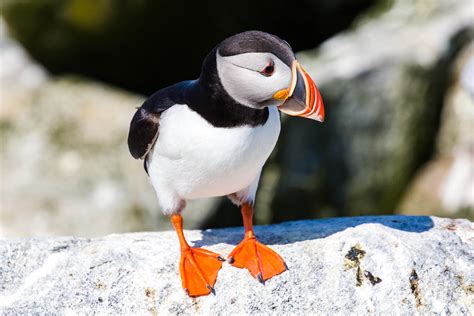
[260,61,275,77]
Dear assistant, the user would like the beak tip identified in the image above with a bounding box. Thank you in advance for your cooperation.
[277,60,325,123]
[317,102,325,122]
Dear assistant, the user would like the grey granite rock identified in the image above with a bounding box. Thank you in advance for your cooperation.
[1,216,473,314]
[266,0,474,222]
[398,43,474,220]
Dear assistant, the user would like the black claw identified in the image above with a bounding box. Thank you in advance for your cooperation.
[217,256,225,262]
[284,262,289,270]
[257,272,265,285]
[228,257,235,264]
[207,285,216,295]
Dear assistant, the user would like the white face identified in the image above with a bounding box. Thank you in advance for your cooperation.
[216,51,293,109]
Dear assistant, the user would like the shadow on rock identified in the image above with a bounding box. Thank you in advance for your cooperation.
[192,215,434,247]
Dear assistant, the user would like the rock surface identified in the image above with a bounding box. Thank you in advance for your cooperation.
[398,43,474,220]
[1,216,473,314]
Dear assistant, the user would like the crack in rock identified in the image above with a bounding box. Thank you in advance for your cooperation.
[409,269,423,308]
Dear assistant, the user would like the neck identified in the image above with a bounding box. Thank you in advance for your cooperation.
[184,48,269,128]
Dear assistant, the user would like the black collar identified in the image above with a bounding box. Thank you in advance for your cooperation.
[184,47,269,128]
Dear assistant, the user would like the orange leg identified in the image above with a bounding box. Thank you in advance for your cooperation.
[228,203,287,283]
[171,214,224,297]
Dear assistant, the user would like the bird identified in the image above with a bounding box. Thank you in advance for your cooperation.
[127,30,324,297]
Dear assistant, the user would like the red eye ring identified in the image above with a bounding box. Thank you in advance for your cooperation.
[260,61,275,77]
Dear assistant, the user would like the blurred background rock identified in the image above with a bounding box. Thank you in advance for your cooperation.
[0,0,472,237]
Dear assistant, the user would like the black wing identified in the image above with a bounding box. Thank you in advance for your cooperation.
[127,84,186,160]
[128,107,161,159]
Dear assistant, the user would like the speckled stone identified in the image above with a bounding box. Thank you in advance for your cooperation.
[0,216,473,314]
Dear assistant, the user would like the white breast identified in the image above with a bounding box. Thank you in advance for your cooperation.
[147,104,280,206]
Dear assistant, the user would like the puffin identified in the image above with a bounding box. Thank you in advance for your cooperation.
[128,31,324,297]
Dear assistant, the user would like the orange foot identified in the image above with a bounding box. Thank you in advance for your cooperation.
[228,233,287,283]
[179,247,225,297]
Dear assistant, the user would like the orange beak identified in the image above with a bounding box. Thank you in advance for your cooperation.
[273,61,325,122]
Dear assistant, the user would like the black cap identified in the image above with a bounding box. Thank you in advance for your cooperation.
[218,31,295,67]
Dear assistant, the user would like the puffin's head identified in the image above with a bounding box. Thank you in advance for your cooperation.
[214,31,324,122]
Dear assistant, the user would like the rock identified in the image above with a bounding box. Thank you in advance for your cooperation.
[0,216,472,314]
[0,19,47,95]
[0,76,220,237]
[0,76,149,237]
[398,43,474,219]
[265,0,474,222]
